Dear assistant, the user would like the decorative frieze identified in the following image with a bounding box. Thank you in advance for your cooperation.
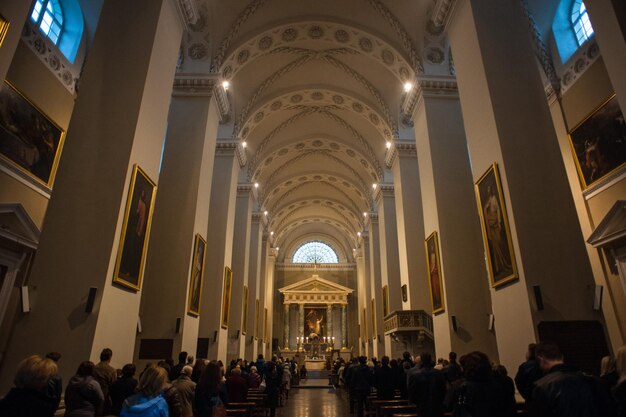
[431,0,458,29]
[402,75,458,121]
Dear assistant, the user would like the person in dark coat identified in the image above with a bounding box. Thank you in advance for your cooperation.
[0,355,60,417]
[195,361,228,417]
[170,352,188,381]
[515,343,543,404]
[530,342,615,417]
[111,364,139,416]
[226,367,248,403]
[373,356,395,400]
[444,352,462,384]
[613,345,626,417]
[64,361,105,417]
[345,356,372,417]
[406,353,447,417]
[264,361,283,417]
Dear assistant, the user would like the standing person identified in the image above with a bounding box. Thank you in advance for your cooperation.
[264,361,282,417]
[64,361,104,417]
[247,366,261,389]
[345,356,372,417]
[612,346,626,417]
[172,366,196,417]
[195,361,228,417]
[530,342,615,417]
[226,367,248,403]
[0,355,59,417]
[444,352,462,384]
[515,343,543,404]
[373,356,394,400]
[45,351,63,414]
[121,365,169,417]
[111,364,138,416]
[406,353,446,417]
[281,361,292,402]
[93,348,117,416]
[170,352,188,381]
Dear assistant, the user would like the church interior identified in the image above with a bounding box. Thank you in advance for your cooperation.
[0,0,625,405]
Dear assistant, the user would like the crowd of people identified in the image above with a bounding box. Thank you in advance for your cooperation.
[334,343,626,417]
[0,349,298,417]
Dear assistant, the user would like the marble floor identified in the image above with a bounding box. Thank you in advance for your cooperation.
[279,387,349,417]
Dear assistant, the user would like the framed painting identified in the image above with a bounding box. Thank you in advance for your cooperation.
[425,231,445,314]
[255,299,260,340]
[242,285,248,335]
[304,308,326,338]
[371,298,376,339]
[568,94,626,189]
[475,163,518,288]
[113,164,157,291]
[382,285,389,316]
[187,234,206,316]
[221,266,233,329]
[0,80,65,189]
[0,16,8,48]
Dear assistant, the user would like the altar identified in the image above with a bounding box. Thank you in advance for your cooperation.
[304,358,326,370]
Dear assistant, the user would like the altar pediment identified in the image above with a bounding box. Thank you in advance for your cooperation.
[279,274,353,305]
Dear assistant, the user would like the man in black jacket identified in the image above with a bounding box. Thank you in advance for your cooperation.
[407,353,446,417]
[530,342,615,417]
[345,356,372,417]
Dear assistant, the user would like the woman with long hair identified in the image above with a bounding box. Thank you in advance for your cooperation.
[195,361,228,417]
[614,346,626,417]
[121,365,169,417]
[64,361,104,417]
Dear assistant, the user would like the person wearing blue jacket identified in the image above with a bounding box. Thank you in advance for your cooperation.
[121,365,169,417]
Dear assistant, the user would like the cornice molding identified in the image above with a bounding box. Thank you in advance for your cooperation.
[373,184,394,203]
[402,75,458,121]
[237,184,253,193]
[173,0,200,30]
[173,74,216,97]
[431,0,458,29]
[385,142,417,168]
[251,212,264,222]
[215,141,247,166]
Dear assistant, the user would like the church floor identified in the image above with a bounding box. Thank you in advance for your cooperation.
[279,387,349,417]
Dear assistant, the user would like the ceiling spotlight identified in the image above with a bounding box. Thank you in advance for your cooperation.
[222,80,230,90]
[242,141,247,148]
[264,210,268,216]
[403,82,413,93]
[357,232,362,237]
[254,182,259,188]
[372,183,378,189]
[276,247,280,251]
[270,231,274,236]
[363,212,367,217]
[386,141,392,149]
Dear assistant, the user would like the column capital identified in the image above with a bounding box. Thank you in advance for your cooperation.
[216,141,247,166]
[171,0,200,29]
[237,183,253,194]
[431,0,458,28]
[402,75,459,122]
[385,141,417,168]
[172,73,231,123]
[373,184,395,204]
[251,211,264,222]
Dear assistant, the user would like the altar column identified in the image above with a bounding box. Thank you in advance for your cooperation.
[327,304,333,343]
[299,303,305,341]
[284,303,290,349]
[341,304,347,349]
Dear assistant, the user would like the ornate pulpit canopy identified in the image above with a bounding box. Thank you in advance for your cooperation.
[278,274,353,305]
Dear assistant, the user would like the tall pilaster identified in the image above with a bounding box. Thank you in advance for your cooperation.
[0,0,187,392]
[388,143,429,311]
[585,0,626,110]
[448,0,600,371]
[0,0,31,83]
[326,304,333,341]
[284,304,290,349]
[341,304,348,349]
[264,247,277,358]
[355,243,369,357]
[367,214,384,357]
[245,212,263,360]
[229,184,254,360]
[299,303,305,341]
[201,142,240,363]
[409,75,498,360]
[257,234,269,356]
[137,78,221,365]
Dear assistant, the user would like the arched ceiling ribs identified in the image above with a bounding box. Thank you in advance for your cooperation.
[219,19,416,86]
[238,87,394,153]
[251,135,380,187]
[276,215,356,248]
[272,196,362,231]
[263,150,370,199]
[272,203,359,238]
[246,107,384,181]
[266,180,366,218]
[232,48,397,137]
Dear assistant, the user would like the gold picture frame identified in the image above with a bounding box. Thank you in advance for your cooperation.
[0,80,66,190]
[371,298,376,339]
[242,285,248,335]
[113,164,157,291]
[255,299,260,340]
[221,266,233,329]
[382,285,389,316]
[362,308,367,340]
[567,94,626,190]
[187,234,206,316]
[475,163,518,288]
[425,231,445,314]
[0,16,9,48]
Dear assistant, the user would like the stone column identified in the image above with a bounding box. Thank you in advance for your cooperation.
[245,212,263,360]
[448,0,600,372]
[0,0,187,392]
[326,304,333,342]
[137,78,221,365]
[367,214,384,358]
[355,244,368,357]
[299,303,305,341]
[409,75,498,361]
[257,234,268,356]
[284,303,290,349]
[585,0,626,109]
[341,304,348,349]
[229,184,254,360]
[0,0,31,83]
[388,143,428,311]
[263,247,278,357]
[201,142,241,363]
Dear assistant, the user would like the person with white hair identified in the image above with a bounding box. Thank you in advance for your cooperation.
[172,365,195,417]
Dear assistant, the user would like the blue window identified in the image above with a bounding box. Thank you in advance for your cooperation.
[29,0,84,64]
[572,1,594,46]
[292,241,339,263]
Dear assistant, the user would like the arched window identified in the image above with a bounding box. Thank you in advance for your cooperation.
[292,241,339,264]
[29,0,84,63]
[571,1,594,46]
[31,0,64,45]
